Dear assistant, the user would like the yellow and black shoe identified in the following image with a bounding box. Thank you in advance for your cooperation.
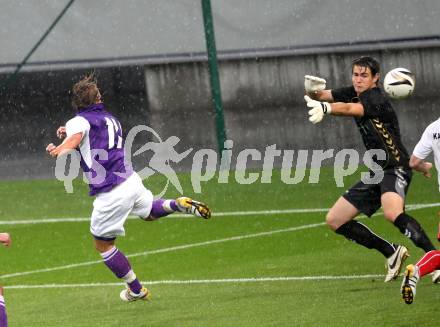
[401,264,419,305]
[176,197,211,219]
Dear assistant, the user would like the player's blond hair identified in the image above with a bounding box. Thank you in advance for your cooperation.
[71,73,100,110]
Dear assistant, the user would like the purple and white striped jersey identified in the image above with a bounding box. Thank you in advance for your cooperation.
[65,103,133,195]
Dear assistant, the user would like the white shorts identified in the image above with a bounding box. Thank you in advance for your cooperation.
[90,172,153,239]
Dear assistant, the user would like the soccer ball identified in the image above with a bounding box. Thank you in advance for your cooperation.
[383,68,415,100]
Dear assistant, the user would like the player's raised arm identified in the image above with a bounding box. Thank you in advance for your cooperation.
[304,95,364,124]
[304,75,333,102]
[46,132,83,158]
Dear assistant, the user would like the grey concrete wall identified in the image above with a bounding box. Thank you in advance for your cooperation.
[145,46,440,169]
[0,66,149,179]
[1,47,440,179]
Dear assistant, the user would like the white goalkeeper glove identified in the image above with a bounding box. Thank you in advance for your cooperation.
[304,95,331,124]
[304,75,326,93]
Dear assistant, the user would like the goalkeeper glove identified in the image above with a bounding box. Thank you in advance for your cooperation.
[304,75,326,93]
[304,95,331,124]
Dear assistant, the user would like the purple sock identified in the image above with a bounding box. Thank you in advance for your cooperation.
[169,200,179,211]
[149,199,179,218]
[101,247,142,293]
[0,296,7,327]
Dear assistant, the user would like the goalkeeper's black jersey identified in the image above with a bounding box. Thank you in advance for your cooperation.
[331,86,410,169]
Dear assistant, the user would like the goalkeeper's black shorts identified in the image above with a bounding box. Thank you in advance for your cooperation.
[342,167,412,217]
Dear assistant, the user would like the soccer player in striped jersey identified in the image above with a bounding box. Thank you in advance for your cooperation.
[46,74,211,302]
[0,232,11,327]
[401,117,440,304]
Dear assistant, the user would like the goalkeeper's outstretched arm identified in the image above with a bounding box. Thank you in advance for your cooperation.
[304,95,365,124]
[304,75,334,102]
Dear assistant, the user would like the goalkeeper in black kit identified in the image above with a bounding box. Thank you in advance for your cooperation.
[303,56,438,282]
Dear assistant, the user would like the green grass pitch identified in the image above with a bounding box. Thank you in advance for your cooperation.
[0,168,439,326]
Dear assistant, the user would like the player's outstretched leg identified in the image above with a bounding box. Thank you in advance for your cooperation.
[401,264,419,304]
[148,198,211,220]
[333,220,408,282]
[385,245,409,282]
[0,287,7,327]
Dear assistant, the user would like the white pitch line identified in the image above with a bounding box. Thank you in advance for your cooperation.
[0,222,325,279]
[1,202,439,226]
[406,202,440,210]
[0,202,438,280]
[0,217,91,225]
[4,274,384,289]
[0,208,329,225]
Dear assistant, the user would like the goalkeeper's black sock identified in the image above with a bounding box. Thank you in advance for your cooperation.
[335,220,395,258]
[393,213,436,252]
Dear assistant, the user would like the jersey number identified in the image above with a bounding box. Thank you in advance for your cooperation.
[105,117,123,149]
